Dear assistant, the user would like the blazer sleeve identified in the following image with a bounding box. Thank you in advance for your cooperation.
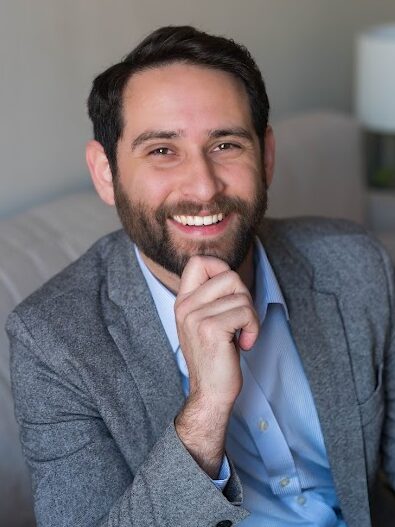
[380,245,395,492]
[7,313,249,527]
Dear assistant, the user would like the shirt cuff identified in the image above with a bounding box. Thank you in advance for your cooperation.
[211,455,231,491]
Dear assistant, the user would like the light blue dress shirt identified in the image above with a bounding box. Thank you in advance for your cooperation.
[134,240,347,526]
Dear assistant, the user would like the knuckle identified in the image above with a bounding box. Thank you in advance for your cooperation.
[196,315,213,334]
[174,300,185,322]
[240,304,258,324]
[227,270,239,281]
[226,270,247,290]
[236,292,252,305]
[183,310,196,330]
[175,295,193,321]
[240,304,252,318]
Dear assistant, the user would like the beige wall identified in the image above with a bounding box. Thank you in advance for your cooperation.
[1,0,395,218]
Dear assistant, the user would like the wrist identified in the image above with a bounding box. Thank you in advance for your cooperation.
[187,384,237,416]
[175,395,232,479]
[175,395,230,440]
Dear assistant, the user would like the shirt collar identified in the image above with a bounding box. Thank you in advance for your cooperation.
[253,237,290,323]
[134,236,289,354]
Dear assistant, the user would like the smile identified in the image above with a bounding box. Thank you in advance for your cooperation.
[172,213,224,226]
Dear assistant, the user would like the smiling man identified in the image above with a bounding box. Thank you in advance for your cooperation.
[6,26,395,527]
[89,61,270,289]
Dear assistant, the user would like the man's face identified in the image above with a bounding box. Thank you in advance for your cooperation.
[113,63,269,277]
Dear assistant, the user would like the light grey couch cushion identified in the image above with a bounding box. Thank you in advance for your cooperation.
[0,190,119,526]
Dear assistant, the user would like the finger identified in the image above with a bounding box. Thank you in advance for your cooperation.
[238,327,259,351]
[176,270,252,320]
[178,264,252,314]
[188,293,254,320]
[178,255,230,296]
[206,305,260,351]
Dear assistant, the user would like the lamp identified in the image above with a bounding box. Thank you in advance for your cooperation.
[355,24,395,188]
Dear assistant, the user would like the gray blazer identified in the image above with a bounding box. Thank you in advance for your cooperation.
[6,217,395,527]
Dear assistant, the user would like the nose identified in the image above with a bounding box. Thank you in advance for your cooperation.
[179,151,225,202]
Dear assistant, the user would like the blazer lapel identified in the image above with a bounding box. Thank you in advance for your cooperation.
[260,221,371,527]
[103,231,184,438]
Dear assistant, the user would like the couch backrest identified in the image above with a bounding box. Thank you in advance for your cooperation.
[269,111,366,224]
[0,191,119,526]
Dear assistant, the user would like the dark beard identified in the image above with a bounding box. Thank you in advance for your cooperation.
[113,179,267,277]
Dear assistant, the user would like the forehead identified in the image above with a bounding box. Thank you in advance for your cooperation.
[121,63,253,135]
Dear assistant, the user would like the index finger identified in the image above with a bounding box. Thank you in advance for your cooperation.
[178,255,230,297]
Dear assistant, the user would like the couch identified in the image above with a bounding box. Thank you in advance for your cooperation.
[1,111,394,526]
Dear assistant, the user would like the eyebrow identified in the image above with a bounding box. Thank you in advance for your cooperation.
[131,130,184,151]
[208,127,254,142]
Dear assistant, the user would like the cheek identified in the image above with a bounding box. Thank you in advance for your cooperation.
[223,163,262,198]
[118,164,173,207]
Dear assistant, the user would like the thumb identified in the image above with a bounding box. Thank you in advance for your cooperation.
[178,255,230,297]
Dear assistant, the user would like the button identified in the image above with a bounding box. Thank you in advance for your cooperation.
[279,477,290,487]
[258,418,269,431]
[216,521,232,527]
[296,495,306,505]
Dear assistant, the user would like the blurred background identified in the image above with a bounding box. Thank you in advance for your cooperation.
[0,0,395,218]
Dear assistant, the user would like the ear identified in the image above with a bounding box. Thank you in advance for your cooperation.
[263,125,275,188]
[86,140,115,205]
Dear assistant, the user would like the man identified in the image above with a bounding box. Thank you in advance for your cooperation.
[6,25,395,527]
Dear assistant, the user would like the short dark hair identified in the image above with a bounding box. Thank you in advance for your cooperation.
[87,25,270,177]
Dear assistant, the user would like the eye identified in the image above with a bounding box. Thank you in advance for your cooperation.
[213,142,241,152]
[149,147,174,156]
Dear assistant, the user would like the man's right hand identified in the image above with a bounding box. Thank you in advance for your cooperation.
[174,255,259,479]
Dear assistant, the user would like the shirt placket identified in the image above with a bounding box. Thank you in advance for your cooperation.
[235,357,302,497]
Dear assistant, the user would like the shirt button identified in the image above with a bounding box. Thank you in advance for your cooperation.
[216,521,232,527]
[296,495,306,505]
[279,477,290,487]
[258,418,269,431]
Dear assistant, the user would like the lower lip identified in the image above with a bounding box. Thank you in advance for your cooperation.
[168,214,232,236]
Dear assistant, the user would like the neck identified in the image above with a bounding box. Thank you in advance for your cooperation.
[140,245,255,295]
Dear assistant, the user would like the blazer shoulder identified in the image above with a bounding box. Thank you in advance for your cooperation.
[266,216,367,242]
[265,215,384,255]
[262,216,394,294]
[6,229,125,338]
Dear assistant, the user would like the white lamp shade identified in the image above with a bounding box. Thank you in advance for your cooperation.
[355,24,395,133]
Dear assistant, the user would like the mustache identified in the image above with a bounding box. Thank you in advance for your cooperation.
[155,196,248,224]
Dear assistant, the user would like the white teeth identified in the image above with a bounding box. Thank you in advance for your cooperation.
[172,213,226,226]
